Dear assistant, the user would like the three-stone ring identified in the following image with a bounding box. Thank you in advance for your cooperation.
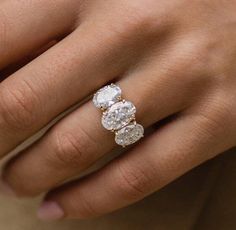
[93,84,144,147]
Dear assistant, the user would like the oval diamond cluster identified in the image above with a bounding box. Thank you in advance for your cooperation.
[93,84,144,147]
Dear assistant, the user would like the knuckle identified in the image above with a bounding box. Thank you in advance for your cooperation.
[0,81,40,130]
[123,13,158,38]
[115,162,153,200]
[192,95,234,141]
[50,125,97,168]
[125,3,169,32]
[108,4,166,42]
[122,11,154,34]
[178,41,208,74]
[52,131,84,168]
[186,34,229,77]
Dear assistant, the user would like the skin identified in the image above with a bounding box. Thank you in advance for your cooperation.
[0,0,235,220]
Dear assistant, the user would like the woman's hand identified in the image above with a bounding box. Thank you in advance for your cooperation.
[0,0,236,220]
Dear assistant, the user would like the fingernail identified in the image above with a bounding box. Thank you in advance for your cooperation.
[37,201,65,221]
[0,178,16,197]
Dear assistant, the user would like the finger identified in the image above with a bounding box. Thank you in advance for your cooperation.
[2,43,205,197]
[0,0,78,69]
[0,40,57,82]
[0,18,137,157]
[39,105,234,220]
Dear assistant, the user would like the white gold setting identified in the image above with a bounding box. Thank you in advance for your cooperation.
[93,83,144,147]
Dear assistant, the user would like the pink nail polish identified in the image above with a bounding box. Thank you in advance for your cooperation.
[37,201,65,221]
[0,178,16,197]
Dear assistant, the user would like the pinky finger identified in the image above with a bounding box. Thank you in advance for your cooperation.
[37,111,233,220]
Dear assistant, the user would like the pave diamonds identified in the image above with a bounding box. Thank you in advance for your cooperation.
[93,84,121,109]
[102,101,136,131]
[115,123,144,147]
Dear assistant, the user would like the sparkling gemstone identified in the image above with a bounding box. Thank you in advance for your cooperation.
[115,123,144,146]
[93,84,121,109]
[102,101,136,130]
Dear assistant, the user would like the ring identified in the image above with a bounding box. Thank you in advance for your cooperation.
[93,83,144,147]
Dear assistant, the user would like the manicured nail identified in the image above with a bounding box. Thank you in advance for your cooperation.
[37,201,65,221]
[0,178,16,197]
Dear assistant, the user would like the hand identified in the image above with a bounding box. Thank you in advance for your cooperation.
[0,0,236,220]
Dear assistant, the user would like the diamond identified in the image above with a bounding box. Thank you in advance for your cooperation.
[115,123,144,146]
[93,84,121,109]
[102,101,136,130]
